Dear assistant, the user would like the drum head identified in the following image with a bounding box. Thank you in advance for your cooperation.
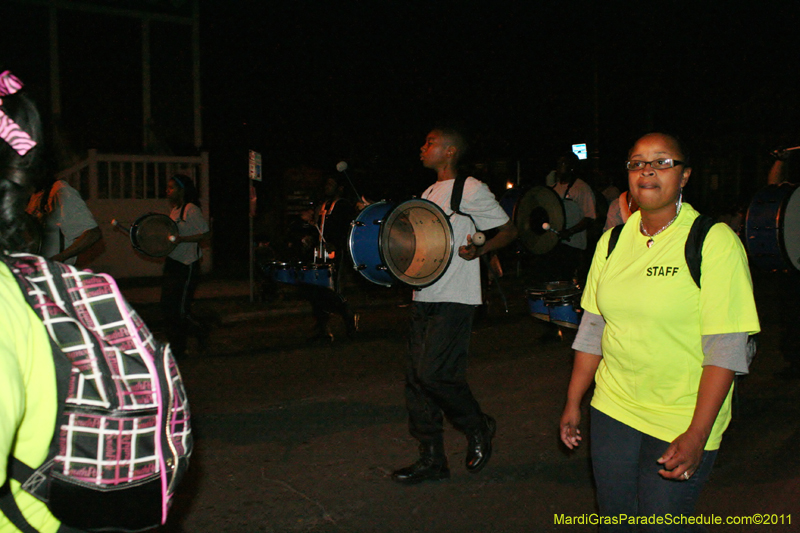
[783,185,800,271]
[379,199,454,288]
[515,186,566,255]
[130,213,178,258]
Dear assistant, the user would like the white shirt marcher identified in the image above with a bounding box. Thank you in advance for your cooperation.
[168,203,209,265]
[414,177,509,306]
[26,180,99,266]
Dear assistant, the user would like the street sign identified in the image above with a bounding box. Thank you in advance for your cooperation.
[249,150,262,181]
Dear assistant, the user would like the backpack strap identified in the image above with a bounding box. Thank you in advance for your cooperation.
[684,214,715,289]
[606,224,624,259]
[0,479,39,533]
[448,174,479,231]
[450,175,468,216]
[605,215,717,289]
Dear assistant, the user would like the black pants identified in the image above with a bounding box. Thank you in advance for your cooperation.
[404,302,484,445]
[160,257,201,357]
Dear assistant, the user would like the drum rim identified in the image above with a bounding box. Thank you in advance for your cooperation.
[500,186,527,223]
[302,263,333,270]
[518,185,567,255]
[130,213,178,258]
[378,198,455,288]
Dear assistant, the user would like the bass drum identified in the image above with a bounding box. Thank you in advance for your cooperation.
[130,213,179,258]
[500,185,565,254]
[348,199,454,288]
[745,183,800,272]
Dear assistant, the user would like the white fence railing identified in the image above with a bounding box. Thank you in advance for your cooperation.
[57,150,212,279]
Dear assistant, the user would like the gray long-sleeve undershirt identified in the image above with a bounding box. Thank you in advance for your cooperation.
[571,311,750,375]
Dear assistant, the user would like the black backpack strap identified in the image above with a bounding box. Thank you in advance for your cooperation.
[450,175,468,216]
[1,472,40,533]
[606,224,624,259]
[685,214,716,289]
[449,175,479,231]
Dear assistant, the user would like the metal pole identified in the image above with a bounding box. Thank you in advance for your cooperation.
[142,18,151,151]
[192,0,203,150]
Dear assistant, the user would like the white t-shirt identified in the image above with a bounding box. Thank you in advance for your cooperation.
[167,203,209,265]
[551,178,596,250]
[414,177,509,305]
[26,180,99,265]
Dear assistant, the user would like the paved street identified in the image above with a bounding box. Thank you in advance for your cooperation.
[122,269,800,533]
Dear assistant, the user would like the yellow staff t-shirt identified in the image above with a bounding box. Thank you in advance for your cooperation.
[0,261,60,532]
[582,203,760,450]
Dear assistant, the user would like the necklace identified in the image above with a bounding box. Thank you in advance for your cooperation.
[640,208,681,248]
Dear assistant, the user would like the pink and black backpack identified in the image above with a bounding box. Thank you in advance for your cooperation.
[0,252,192,532]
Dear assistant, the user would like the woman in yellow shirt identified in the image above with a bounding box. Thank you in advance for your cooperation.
[559,133,760,530]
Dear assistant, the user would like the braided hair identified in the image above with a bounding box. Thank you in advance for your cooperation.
[0,90,45,252]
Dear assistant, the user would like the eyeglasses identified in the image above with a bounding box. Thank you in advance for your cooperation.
[625,158,685,171]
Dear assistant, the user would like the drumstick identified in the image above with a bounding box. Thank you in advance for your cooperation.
[111,219,130,235]
[542,222,559,234]
[471,232,486,246]
[336,161,362,201]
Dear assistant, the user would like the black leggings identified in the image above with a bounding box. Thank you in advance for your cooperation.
[160,257,201,356]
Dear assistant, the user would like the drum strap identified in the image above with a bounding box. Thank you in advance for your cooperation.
[552,175,579,200]
[449,175,473,224]
[449,174,509,312]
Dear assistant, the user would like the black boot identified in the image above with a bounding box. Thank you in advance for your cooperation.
[466,414,496,473]
[391,441,450,485]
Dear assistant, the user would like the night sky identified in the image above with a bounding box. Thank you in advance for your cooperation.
[3,1,800,263]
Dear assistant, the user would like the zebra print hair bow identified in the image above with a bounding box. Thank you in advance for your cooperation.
[0,70,37,156]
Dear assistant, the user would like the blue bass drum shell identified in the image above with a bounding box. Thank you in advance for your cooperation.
[348,199,455,288]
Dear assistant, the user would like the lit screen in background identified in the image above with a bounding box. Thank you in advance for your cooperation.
[572,143,587,160]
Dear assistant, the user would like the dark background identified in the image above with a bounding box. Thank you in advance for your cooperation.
[2,0,800,270]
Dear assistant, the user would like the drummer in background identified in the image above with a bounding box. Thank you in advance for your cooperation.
[560,132,760,526]
[391,125,517,485]
[161,174,211,359]
[550,152,596,283]
[766,146,800,378]
[538,152,596,342]
[305,174,359,343]
[26,174,102,267]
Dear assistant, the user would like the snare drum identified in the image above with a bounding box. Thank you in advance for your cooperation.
[527,295,550,322]
[745,183,800,272]
[545,296,583,329]
[348,199,454,287]
[526,281,582,327]
[299,263,335,290]
[264,261,298,285]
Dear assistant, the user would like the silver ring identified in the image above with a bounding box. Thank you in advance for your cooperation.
[682,471,690,480]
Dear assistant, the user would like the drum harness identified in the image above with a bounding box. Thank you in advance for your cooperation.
[449,175,509,312]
